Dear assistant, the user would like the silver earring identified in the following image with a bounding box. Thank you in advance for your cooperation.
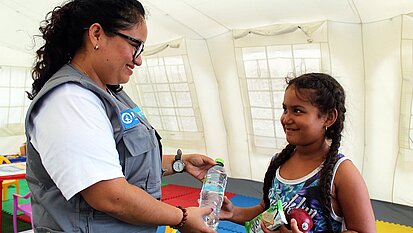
[94,44,99,50]
[325,126,328,131]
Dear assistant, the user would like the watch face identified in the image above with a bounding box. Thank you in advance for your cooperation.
[173,160,185,172]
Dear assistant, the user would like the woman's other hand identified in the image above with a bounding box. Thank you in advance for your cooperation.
[183,154,216,181]
[179,206,217,233]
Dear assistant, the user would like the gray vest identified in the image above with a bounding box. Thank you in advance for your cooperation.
[25,64,163,233]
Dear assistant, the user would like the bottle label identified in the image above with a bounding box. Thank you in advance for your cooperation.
[203,173,227,192]
[203,183,223,192]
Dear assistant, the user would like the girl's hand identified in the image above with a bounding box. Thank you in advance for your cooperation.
[260,221,281,233]
[272,218,303,233]
[219,196,234,220]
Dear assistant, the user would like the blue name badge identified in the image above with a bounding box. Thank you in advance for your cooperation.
[133,106,145,119]
[120,109,140,129]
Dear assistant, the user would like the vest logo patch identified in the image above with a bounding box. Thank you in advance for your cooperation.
[120,109,140,129]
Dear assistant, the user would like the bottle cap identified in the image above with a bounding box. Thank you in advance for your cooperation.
[215,158,224,167]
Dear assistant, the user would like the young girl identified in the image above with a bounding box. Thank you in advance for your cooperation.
[220,73,376,233]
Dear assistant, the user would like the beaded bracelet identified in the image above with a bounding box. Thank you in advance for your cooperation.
[171,206,188,229]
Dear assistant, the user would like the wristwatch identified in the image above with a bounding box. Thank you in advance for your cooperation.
[172,149,185,173]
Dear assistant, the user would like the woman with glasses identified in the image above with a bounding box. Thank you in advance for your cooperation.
[25,0,216,232]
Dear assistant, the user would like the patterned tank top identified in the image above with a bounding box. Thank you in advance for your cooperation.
[268,153,348,233]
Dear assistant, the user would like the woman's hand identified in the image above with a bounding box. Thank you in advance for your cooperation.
[179,206,217,233]
[183,154,216,181]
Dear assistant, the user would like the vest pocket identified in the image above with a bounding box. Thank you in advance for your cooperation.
[123,123,155,157]
[122,123,157,186]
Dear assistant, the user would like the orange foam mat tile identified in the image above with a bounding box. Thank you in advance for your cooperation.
[376,220,413,233]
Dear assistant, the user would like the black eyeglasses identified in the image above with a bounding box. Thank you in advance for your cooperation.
[113,31,145,60]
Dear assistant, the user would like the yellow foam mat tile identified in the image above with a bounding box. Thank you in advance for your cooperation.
[377,220,413,233]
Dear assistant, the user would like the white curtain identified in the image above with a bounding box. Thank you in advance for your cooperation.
[233,21,325,41]
[142,38,183,56]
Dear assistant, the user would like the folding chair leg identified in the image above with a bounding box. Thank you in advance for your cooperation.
[3,186,8,201]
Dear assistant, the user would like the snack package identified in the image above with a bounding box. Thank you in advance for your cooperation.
[245,200,287,233]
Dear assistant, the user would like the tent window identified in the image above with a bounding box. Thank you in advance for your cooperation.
[240,43,324,150]
[132,56,201,133]
[400,36,413,150]
[0,66,31,129]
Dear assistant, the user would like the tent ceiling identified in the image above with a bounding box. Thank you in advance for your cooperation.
[142,0,413,42]
[1,0,413,52]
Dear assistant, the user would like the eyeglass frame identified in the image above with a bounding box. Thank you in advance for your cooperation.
[113,31,145,60]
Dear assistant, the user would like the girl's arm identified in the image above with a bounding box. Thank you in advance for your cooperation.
[334,160,376,233]
[220,197,266,225]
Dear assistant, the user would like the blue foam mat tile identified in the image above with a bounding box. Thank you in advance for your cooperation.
[156,221,246,233]
[217,220,246,233]
[156,194,259,233]
[229,194,260,208]
[156,226,166,233]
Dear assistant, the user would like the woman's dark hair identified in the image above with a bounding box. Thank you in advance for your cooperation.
[262,73,346,230]
[28,0,145,100]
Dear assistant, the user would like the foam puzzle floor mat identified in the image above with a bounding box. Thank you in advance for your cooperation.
[156,184,413,233]
[3,181,413,233]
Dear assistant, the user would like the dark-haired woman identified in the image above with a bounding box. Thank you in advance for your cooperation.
[25,0,216,232]
[219,73,376,233]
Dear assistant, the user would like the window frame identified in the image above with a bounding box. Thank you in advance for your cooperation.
[236,43,330,153]
[130,54,205,150]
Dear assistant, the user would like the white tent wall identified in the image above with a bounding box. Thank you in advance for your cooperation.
[1,1,413,209]
[0,135,25,154]
[206,32,251,179]
[327,21,365,171]
[363,17,403,204]
[0,46,33,67]
[185,39,231,175]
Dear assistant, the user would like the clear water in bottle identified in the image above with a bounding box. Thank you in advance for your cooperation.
[199,158,227,230]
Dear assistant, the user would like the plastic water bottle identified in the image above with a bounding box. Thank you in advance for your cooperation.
[199,158,228,230]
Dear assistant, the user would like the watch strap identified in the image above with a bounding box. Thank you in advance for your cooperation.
[172,149,185,173]
[175,148,182,161]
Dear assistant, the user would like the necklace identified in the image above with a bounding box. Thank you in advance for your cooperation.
[70,61,89,78]
[69,61,109,94]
